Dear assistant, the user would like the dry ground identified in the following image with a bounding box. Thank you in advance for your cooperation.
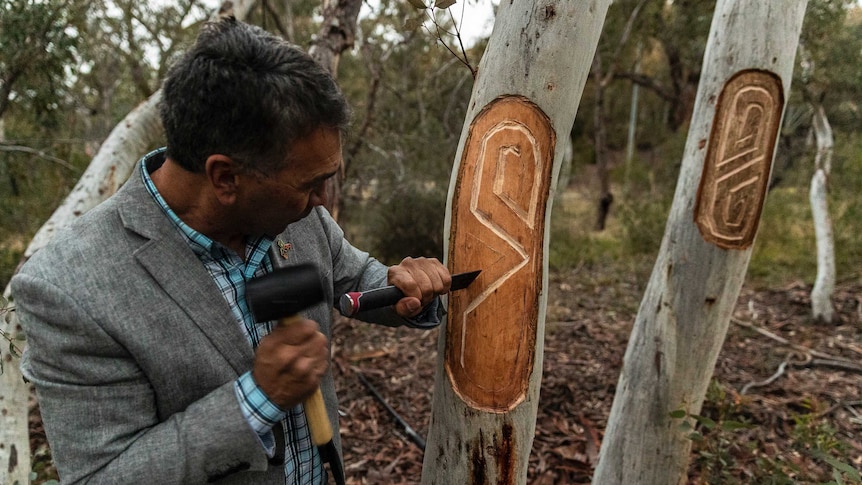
[331,269,862,484]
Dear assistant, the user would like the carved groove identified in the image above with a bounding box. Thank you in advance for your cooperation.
[446,95,555,412]
[695,70,784,249]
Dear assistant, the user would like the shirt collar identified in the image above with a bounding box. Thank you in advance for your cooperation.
[139,148,273,264]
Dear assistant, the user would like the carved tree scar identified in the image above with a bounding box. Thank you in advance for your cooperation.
[446,95,556,413]
[695,70,784,250]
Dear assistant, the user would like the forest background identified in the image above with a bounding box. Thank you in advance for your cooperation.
[1,0,860,483]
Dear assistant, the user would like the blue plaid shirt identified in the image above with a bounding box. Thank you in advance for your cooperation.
[140,149,324,484]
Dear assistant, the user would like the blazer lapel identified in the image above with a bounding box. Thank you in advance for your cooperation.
[117,170,254,375]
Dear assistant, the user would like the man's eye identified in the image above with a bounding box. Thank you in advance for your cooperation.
[305,180,325,192]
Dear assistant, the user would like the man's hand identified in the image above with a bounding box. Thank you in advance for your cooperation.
[387,257,451,318]
[252,319,329,409]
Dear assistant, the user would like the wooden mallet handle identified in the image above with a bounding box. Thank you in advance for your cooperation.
[278,315,332,446]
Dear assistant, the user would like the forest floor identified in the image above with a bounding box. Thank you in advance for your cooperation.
[330,268,862,484]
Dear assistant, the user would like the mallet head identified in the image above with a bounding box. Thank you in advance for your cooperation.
[246,263,325,322]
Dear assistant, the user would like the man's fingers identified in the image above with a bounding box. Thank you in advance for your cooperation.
[271,318,323,344]
[253,318,329,408]
[389,257,451,305]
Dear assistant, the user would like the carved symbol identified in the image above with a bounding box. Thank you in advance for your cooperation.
[446,95,555,413]
[695,70,784,249]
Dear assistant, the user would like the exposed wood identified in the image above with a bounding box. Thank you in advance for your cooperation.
[694,70,783,249]
[422,1,612,483]
[446,95,554,412]
[592,2,809,484]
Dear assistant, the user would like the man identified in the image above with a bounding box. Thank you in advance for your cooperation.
[12,18,450,484]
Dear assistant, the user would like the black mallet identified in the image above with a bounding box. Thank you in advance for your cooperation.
[246,263,345,485]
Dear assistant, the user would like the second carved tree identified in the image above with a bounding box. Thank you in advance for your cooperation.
[592,1,809,483]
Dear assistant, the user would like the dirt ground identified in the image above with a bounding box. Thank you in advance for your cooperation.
[27,269,861,483]
[330,269,862,484]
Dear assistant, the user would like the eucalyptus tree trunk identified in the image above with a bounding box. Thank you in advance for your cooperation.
[307,0,363,221]
[0,3,258,483]
[809,102,835,323]
[420,1,611,483]
[592,2,808,484]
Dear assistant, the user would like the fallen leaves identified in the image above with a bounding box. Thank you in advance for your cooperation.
[332,272,861,483]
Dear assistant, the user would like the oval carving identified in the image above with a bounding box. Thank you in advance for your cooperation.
[694,70,784,249]
[446,95,555,413]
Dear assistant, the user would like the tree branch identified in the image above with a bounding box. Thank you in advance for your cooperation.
[0,144,78,171]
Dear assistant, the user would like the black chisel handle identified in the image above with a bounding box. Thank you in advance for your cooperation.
[339,285,404,317]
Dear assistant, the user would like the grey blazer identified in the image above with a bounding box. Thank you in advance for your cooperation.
[12,163,415,484]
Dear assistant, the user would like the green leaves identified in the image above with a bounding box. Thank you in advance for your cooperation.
[669,409,687,419]
[406,0,427,9]
[669,408,753,436]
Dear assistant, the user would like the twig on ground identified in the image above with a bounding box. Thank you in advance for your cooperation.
[805,358,862,374]
[734,318,862,393]
[741,359,788,395]
[731,317,859,365]
[833,339,862,358]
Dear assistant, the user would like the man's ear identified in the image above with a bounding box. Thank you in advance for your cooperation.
[205,155,240,205]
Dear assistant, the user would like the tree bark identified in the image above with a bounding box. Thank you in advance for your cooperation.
[809,102,835,323]
[592,2,808,484]
[420,2,611,484]
[0,3,258,483]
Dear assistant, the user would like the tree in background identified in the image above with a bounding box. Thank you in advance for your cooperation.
[575,0,715,232]
[588,0,650,231]
[337,0,479,262]
[0,0,88,122]
[794,0,859,323]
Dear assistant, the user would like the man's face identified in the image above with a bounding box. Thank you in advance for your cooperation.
[238,127,342,237]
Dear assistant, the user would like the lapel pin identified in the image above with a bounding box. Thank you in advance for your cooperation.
[277,239,292,259]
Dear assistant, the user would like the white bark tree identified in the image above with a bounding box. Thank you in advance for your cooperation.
[592,1,808,484]
[0,3,257,482]
[420,1,611,483]
[809,102,835,323]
